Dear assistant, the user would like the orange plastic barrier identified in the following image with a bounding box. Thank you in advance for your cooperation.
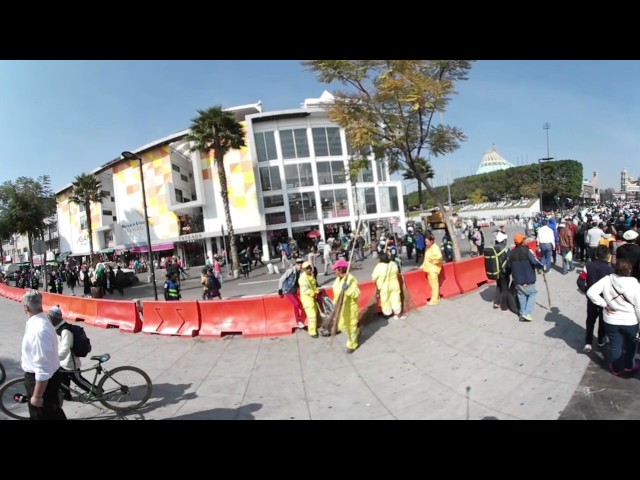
[440,262,461,298]
[95,299,142,333]
[199,298,267,338]
[357,280,378,312]
[42,292,73,319]
[262,294,299,336]
[453,256,489,294]
[66,296,99,325]
[141,300,200,337]
[401,270,428,308]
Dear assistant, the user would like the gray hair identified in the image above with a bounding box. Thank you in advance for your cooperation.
[22,289,43,313]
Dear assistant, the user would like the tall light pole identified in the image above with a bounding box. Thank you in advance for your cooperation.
[538,157,554,213]
[122,151,158,300]
[543,122,551,159]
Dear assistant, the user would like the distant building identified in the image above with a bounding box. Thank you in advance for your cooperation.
[475,145,514,175]
[582,171,600,203]
[619,168,640,201]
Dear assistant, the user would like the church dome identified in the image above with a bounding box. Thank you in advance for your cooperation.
[476,145,514,175]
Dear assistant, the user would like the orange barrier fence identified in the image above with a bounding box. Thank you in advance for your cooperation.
[357,280,378,312]
[453,256,490,294]
[262,294,300,336]
[401,270,428,308]
[199,297,267,338]
[95,299,142,333]
[66,296,99,325]
[440,262,461,298]
[42,292,73,320]
[141,300,200,337]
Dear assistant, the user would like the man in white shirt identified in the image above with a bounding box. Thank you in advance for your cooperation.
[21,289,66,420]
[586,222,605,262]
[536,219,556,273]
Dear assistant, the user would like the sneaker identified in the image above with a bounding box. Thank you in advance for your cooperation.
[624,363,640,373]
[582,344,592,353]
[609,363,622,376]
[297,321,305,329]
[346,347,356,354]
[519,315,532,322]
[310,334,319,339]
[493,304,500,309]
[597,337,609,347]
[395,315,407,320]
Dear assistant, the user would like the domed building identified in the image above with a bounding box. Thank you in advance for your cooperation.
[476,145,514,175]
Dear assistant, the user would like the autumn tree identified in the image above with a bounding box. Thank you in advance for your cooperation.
[468,188,488,205]
[303,60,473,260]
[402,157,434,210]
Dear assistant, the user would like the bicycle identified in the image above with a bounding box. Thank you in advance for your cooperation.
[0,353,152,420]
[0,360,5,385]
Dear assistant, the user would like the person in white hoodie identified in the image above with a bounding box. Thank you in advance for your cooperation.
[587,258,640,375]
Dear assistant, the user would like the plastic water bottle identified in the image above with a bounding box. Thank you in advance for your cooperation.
[13,393,28,403]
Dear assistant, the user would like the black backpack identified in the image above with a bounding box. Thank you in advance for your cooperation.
[61,323,92,357]
[484,246,508,280]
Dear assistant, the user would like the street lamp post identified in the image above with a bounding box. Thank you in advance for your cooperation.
[121,151,158,300]
[538,157,554,213]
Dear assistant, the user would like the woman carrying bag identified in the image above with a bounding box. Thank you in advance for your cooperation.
[587,258,640,375]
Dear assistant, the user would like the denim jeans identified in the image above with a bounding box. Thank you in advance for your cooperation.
[604,322,639,373]
[561,247,572,274]
[516,283,537,318]
[539,243,553,272]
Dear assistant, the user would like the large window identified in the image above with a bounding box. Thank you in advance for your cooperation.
[376,159,389,181]
[289,192,318,222]
[321,189,350,219]
[379,186,400,212]
[284,163,313,188]
[260,166,282,191]
[280,128,310,159]
[354,160,374,183]
[263,195,284,209]
[255,131,278,162]
[175,188,183,203]
[312,127,342,157]
[317,161,347,185]
[266,212,287,226]
[356,187,377,214]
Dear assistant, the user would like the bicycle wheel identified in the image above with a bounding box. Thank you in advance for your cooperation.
[0,361,6,385]
[0,377,30,420]
[97,366,152,412]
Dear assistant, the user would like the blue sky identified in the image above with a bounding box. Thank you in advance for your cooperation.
[0,60,637,194]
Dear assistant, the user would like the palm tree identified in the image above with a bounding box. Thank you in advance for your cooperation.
[69,173,107,267]
[402,157,434,210]
[186,106,246,277]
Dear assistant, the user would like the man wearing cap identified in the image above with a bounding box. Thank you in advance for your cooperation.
[558,222,574,274]
[48,305,94,399]
[506,233,544,322]
[298,261,321,337]
[21,289,67,420]
[163,272,181,301]
[615,229,640,281]
[536,219,555,273]
[332,258,361,353]
[278,258,305,329]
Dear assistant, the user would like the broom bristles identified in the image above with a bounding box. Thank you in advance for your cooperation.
[400,273,417,313]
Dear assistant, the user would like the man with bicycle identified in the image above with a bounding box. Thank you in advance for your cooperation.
[21,289,67,420]
[47,306,93,400]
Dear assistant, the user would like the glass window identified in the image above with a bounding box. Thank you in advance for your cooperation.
[327,127,342,156]
[376,159,388,181]
[321,188,350,219]
[312,128,329,157]
[289,192,318,223]
[263,195,284,208]
[280,130,296,159]
[102,209,113,216]
[266,212,287,226]
[356,188,377,215]
[356,160,374,183]
[294,129,310,157]
[317,162,331,185]
[175,188,183,202]
[172,164,180,172]
[284,165,299,188]
[331,160,346,183]
[180,174,188,182]
[259,166,282,191]
[379,186,399,212]
[255,131,277,162]
[299,163,313,187]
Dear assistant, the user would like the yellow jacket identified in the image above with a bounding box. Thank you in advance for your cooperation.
[420,243,443,275]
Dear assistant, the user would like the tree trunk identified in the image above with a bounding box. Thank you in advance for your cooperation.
[216,154,239,278]
[28,232,33,269]
[421,180,462,261]
[418,183,424,210]
[86,200,94,268]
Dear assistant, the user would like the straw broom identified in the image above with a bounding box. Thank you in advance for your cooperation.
[322,219,362,340]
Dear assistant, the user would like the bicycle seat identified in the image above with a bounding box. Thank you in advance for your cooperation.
[90,354,111,363]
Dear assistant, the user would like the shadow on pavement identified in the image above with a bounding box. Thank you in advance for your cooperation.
[543,306,584,352]
[169,403,263,420]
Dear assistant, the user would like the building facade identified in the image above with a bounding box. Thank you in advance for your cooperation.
[53,93,405,267]
[620,168,640,201]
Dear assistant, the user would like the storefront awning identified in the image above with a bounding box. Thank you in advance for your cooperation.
[99,248,115,254]
[57,251,72,261]
[131,243,175,254]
